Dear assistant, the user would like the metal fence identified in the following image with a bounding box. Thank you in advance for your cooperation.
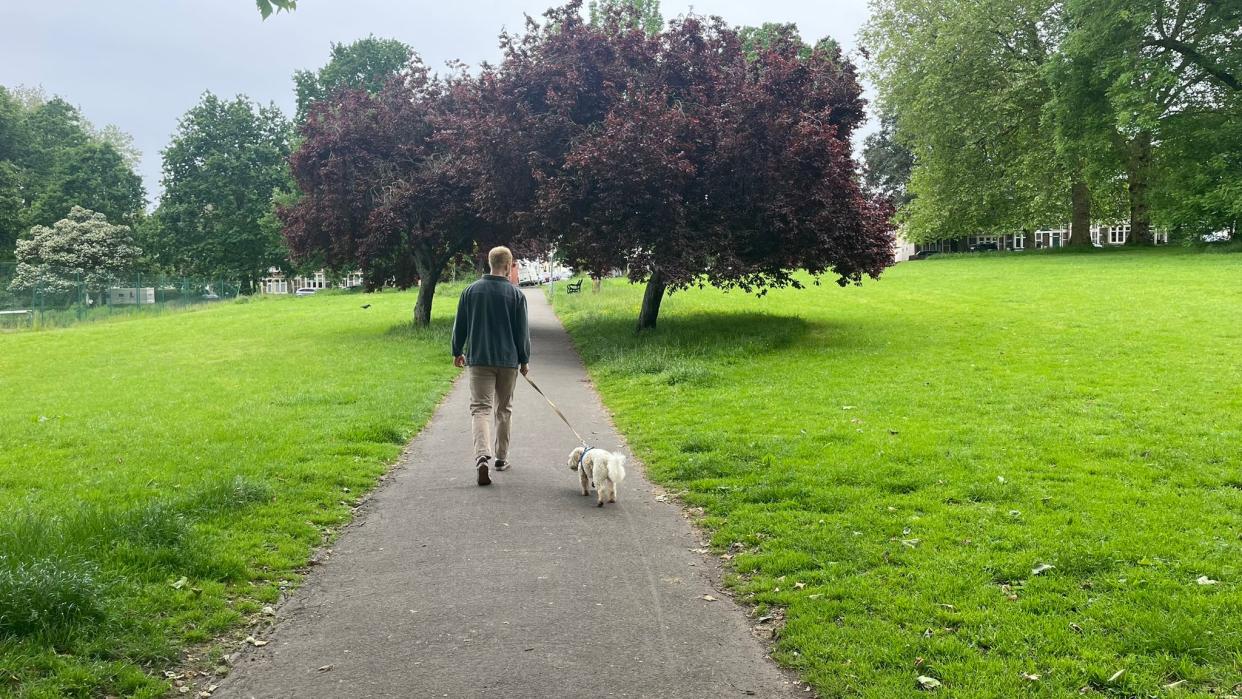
[0,262,242,330]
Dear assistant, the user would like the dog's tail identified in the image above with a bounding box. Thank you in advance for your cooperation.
[607,454,627,485]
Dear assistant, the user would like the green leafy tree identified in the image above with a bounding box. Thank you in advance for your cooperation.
[0,88,144,261]
[9,206,141,297]
[862,113,914,208]
[867,0,1240,247]
[0,88,27,259]
[739,22,841,60]
[1059,0,1241,244]
[1150,106,1242,237]
[588,0,662,35]
[864,0,1069,245]
[293,37,413,123]
[150,93,291,289]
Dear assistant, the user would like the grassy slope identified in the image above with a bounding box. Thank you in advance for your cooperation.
[555,249,1242,698]
[0,289,458,697]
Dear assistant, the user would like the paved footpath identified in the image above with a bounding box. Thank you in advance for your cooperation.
[217,289,801,699]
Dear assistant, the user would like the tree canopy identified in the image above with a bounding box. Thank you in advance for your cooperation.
[864,0,1241,245]
[862,113,914,208]
[148,93,291,286]
[281,61,501,325]
[0,87,145,261]
[502,4,891,328]
[293,36,414,123]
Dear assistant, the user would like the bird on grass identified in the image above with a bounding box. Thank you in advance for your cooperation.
[361,304,372,309]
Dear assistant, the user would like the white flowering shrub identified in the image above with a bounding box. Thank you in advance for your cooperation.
[9,207,142,296]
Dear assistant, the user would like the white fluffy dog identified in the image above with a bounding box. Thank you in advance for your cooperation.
[568,446,627,507]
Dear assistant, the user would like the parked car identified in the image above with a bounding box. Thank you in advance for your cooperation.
[295,287,317,296]
[970,242,999,252]
[910,250,939,260]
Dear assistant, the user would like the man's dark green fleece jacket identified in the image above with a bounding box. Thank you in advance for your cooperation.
[451,275,531,368]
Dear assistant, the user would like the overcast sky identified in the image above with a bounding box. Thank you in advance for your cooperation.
[0,0,874,205]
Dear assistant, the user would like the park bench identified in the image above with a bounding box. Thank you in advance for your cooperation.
[566,279,583,294]
[0,309,34,327]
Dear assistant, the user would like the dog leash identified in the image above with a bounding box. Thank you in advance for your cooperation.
[522,374,589,446]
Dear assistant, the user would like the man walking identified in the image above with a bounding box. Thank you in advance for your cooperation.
[452,246,531,486]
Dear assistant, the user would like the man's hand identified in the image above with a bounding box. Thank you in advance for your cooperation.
[520,363,529,376]
[454,355,466,368]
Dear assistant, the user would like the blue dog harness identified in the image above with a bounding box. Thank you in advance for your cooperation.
[578,447,595,469]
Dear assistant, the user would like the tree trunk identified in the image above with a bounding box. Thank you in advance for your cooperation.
[412,253,443,327]
[636,268,667,331]
[1068,178,1094,248]
[1126,131,1153,246]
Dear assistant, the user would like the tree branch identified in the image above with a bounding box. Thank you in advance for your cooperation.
[1144,37,1241,91]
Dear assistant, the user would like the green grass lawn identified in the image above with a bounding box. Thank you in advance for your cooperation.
[0,289,458,697]
[554,248,1242,698]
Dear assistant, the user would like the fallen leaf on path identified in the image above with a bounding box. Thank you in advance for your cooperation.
[701,595,717,602]
[261,605,275,616]
[317,665,333,672]
[244,636,268,647]
[916,675,942,690]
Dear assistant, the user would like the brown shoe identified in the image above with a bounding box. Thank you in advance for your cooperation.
[476,456,492,486]
[493,460,510,472]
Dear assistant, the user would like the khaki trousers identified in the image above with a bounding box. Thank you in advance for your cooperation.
[468,365,519,462]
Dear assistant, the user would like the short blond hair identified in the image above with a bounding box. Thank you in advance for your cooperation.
[487,246,514,271]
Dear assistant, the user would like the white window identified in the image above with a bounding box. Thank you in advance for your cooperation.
[1012,233,1025,249]
[1034,230,1062,248]
[1108,225,1128,245]
[1153,229,1168,244]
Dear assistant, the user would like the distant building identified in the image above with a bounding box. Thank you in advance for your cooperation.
[900,222,1168,260]
[259,269,364,294]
